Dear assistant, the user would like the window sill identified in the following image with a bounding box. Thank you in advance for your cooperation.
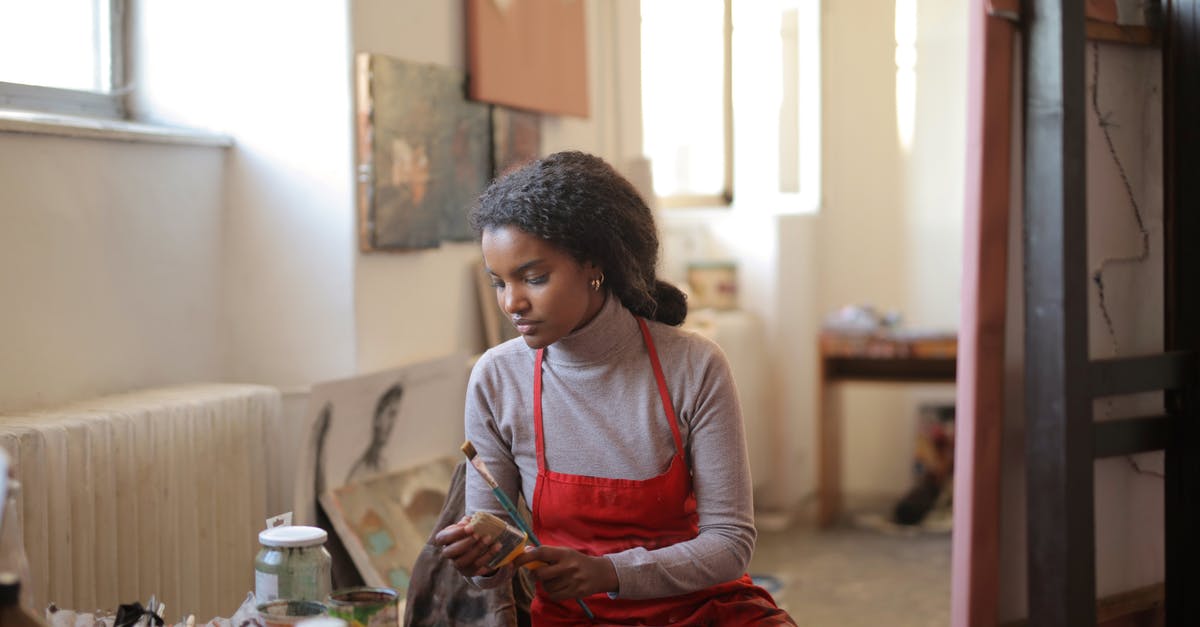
[0,109,233,148]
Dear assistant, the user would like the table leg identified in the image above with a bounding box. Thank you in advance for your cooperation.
[817,362,842,528]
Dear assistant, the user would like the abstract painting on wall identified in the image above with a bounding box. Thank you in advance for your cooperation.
[355,53,491,251]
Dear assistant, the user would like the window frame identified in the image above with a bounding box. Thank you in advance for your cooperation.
[644,0,821,214]
[0,0,130,120]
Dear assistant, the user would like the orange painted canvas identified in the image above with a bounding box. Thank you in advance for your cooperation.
[466,0,589,117]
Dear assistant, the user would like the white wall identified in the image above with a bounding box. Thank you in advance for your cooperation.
[0,134,225,413]
[0,2,362,513]
[135,2,359,389]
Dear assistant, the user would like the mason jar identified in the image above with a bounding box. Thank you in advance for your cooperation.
[255,526,332,604]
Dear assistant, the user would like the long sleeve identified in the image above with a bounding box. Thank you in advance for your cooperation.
[460,296,758,599]
[602,331,756,599]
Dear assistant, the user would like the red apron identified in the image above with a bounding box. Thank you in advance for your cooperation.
[530,317,795,626]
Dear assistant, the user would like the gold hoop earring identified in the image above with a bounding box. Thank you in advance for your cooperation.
[590,273,605,292]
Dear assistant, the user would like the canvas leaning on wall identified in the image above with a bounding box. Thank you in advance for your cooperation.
[320,456,459,595]
[293,353,470,527]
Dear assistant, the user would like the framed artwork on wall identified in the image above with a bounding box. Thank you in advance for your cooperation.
[355,53,492,251]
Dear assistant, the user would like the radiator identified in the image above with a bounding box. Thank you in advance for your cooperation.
[0,384,282,622]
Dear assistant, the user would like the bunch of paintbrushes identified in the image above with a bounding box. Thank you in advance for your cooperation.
[461,441,596,620]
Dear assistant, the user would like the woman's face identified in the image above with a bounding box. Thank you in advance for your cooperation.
[481,225,604,349]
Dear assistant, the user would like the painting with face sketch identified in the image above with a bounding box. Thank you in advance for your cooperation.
[293,352,470,526]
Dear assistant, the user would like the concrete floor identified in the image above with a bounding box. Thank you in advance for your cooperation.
[748,517,952,626]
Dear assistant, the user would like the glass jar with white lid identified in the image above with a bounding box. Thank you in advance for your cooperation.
[254,525,332,604]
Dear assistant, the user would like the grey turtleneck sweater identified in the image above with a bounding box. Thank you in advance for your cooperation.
[465,295,756,600]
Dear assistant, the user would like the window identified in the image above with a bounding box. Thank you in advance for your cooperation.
[0,0,128,118]
[641,0,820,212]
[641,0,731,207]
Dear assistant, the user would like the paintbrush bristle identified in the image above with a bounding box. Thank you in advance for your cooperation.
[461,439,499,488]
[467,511,508,537]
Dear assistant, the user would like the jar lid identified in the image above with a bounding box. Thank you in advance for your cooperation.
[259,525,327,548]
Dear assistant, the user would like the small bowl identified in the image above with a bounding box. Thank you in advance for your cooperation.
[325,587,400,627]
[256,599,328,627]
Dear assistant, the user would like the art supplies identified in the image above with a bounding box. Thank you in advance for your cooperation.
[255,599,327,627]
[460,441,594,620]
[325,587,400,627]
[467,511,535,570]
[254,526,332,604]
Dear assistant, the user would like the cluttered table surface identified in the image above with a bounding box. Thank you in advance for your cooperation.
[816,327,957,528]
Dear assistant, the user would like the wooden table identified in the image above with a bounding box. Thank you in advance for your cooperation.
[817,329,957,528]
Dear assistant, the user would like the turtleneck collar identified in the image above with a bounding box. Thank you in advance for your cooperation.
[541,293,642,366]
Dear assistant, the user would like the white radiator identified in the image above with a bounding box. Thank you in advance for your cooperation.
[0,384,282,622]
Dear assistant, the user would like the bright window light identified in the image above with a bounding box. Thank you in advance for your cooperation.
[0,0,114,93]
[641,0,728,202]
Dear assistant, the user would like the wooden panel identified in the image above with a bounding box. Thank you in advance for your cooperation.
[465,0,589,117]
[950,2,1015,624]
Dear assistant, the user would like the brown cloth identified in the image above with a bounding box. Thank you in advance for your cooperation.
[404,461,534,626]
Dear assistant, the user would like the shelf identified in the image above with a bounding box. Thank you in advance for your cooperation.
[1086,19,1159,47]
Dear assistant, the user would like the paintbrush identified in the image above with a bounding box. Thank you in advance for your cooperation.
[460,440,540,544]
[461,440,596,620]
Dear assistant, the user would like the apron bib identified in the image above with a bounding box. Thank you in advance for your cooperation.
[530,317,794,626]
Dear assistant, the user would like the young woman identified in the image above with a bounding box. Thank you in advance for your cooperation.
[434,151,794,625]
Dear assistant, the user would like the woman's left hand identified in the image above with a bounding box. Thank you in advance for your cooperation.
[513,545,619,600]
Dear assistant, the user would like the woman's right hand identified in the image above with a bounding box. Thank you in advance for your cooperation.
[433,515,502,577]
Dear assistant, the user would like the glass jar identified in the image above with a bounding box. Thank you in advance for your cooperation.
[255,526,332,604]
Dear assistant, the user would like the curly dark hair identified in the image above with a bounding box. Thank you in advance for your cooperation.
[470,151,687,326]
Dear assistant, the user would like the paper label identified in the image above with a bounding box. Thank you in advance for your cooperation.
[255,571,278,603]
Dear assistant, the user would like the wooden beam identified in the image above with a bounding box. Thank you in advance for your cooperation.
[1089,351,1197,397]
[1092,416,1170,458]
[1085,20,1159,46]
[1023,0,1094,625]
[1164,1,1200,625]
[998,582,1165,627]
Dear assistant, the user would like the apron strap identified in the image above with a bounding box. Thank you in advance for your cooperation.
[636,317,685,455]
[534,347,547,470]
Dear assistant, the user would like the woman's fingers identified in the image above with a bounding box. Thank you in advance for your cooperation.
[515,546,616,599]
[433,519,501,576]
